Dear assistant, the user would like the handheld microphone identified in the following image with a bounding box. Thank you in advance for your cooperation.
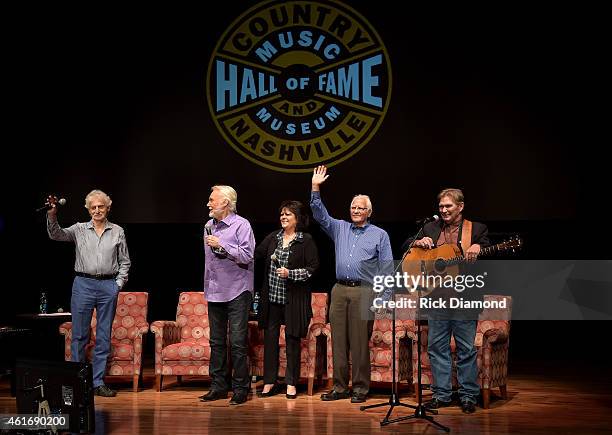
[37,197,66,212]
[205,222,224,255]
[271,254,280,268]
[416,214,439,225]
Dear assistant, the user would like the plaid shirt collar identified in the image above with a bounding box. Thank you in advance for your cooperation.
[275,230,304,243]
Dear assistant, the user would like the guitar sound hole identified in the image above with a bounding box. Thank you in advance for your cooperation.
[434,259,446,274]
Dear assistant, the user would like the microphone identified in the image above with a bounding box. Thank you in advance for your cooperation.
[271,254,280,268]
[37,197,66,212]
[205,222,224,255]
[416,214,439,225]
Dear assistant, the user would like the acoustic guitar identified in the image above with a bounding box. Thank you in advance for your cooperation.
[401,236,523,293]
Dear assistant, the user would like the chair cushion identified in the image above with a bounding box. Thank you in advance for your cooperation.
[162,341,211,361]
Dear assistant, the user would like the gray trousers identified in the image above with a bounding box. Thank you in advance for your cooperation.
[329,284,374,395]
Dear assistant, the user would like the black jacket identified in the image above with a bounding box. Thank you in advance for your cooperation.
[255,231,319,338]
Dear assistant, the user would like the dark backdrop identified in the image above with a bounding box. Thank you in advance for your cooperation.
[2,1,608,365]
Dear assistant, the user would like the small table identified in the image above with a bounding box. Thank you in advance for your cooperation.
[13,313,72,362]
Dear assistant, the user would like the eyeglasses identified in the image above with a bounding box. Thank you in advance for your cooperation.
[351,206,368,212]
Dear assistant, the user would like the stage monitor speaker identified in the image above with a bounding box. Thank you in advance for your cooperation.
[15,358,95,433]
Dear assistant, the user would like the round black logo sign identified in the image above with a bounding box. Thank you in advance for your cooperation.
[207,0,391,172]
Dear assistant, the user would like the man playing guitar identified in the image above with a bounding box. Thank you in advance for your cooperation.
[406,188,490,414]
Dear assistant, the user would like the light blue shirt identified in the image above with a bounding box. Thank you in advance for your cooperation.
[310,191,393,283]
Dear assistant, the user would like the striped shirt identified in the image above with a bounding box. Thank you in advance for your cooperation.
[268,231,311,304]
[310,191,393,283]
[47,216,131,289]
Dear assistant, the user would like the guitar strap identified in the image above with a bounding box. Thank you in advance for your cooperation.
[460,219,473,254]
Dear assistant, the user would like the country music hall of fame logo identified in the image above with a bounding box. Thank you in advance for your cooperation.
[206,0,391,172]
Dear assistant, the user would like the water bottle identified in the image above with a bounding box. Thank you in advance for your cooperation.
[252,292,260,315]
[39,291,48,314]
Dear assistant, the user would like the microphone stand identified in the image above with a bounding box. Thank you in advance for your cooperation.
[382,222,450,432]
[360,221,449,432]
[359,247,415,425]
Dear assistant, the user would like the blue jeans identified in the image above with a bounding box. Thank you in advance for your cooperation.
[207,290,252,394]
[71,276,118,387]
[427,317,479,404]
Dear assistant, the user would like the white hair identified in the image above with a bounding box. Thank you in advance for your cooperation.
[351,194,372,216]
[84,189,112,209]
[212,185,237,212]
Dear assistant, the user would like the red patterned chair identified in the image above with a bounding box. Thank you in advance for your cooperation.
[320,295,414,389]
[59,292,149,392]
[150,292,211,392]
[407,295,513,408]
[248,292,329,395]
[369,317,413,385]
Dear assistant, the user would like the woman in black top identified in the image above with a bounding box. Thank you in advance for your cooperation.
[255,200,319,399]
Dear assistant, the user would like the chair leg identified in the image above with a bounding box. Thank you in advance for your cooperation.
[133,374,139,393]
[155,374,163,392]
[326,378,333,390]
[482,388,490,409]
[414,383,420,402]
[176,375,182,385]
[308,377,314,396]
[499,384,507,399]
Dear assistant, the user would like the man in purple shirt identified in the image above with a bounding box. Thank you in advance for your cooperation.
[200,185,255,405]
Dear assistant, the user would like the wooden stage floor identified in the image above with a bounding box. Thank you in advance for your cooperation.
[1,360,611,434]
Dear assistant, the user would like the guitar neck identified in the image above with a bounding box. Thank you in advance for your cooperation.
[479,244,499,256]
[445,243,499,265]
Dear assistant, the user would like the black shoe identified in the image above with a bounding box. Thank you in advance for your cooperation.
[461,401,476,414]
[199,390,228,402]
[257,383,282,398]
[351,392,367,403]
[423,398,452,410]
[320,390,350,401]
[229,391,248,405]
[286,385,297,399]
[94,385,117,397]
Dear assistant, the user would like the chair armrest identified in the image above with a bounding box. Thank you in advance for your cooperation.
[151,321,181,348]
[307,322,328,340]
[59,322,72,336]
[394,326,407,342]
[482,327,509,346]
[135,323,150,337]
[310,322,331,340]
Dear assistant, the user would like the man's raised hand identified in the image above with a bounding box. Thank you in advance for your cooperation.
[311,165,330,191]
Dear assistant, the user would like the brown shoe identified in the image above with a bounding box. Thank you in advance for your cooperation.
[320,390,350,401]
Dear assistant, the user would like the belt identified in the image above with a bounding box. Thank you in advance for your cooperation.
[337,279,362,287]
[75,272,117,280]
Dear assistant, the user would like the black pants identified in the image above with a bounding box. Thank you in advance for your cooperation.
[208,291,251,394]
[264,302,301,386]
